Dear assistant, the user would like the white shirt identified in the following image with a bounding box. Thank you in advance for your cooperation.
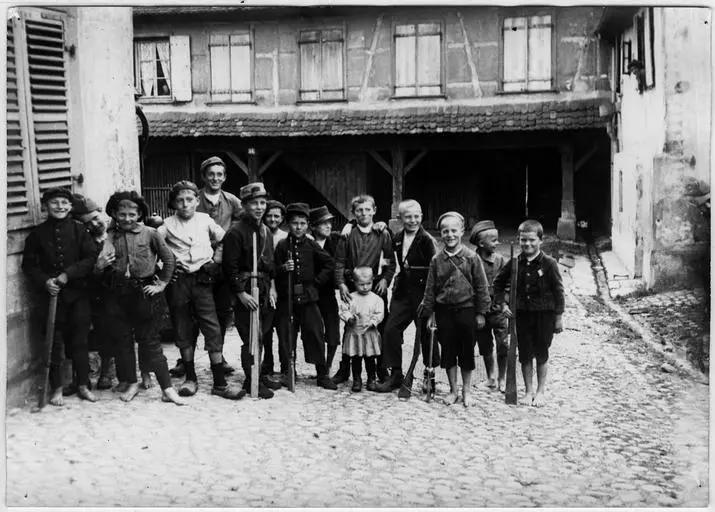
[272,227,288,248]
[402,231,416,261]
[158,212,224,273]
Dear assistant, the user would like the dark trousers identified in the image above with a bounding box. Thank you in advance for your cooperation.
[516,310,556,364]
[277,301,327,372]
[317,292,340,347]
[166,273,223,354]
[105,288,172,389]
[48,293,91,390]
[435,305,477,371]
[475,310,509,357]
[260,306,279,374]
[234,303,273,375]
[383,296,440,370]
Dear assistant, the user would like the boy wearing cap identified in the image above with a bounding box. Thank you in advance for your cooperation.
[222,182,279,399]
[309,205,342,371]
[469,220,508,392]
[260,200,288,377]
[159,180,245,400]
[376,199,440,393]
[22,187,99,405]
[274,203,337,389]
[417,211,490,407]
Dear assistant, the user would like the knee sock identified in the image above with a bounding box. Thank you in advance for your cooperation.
[351,356,362,381]
[210,363,226,388]
[184,360,197,382]
[365,357,376,381]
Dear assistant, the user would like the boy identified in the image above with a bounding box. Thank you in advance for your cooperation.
[99,191,185,405]
[274,203,337,390]
[418,211,490,407]
[171,156,240,377]
[333,195,396,389]
[159,180,244,400]
[22,187,98,405]
[309,205,341,372]
[222,182,280,399]
[469,220,508,392]
[260,200,288,378]
[376,199,440,393]
[493,219,564,407]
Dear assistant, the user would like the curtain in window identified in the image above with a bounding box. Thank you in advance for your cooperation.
[155,41,171,94]
[139,42,155,96]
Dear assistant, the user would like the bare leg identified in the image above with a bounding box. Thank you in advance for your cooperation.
[140,372,153,389]
[497,354,507,393]
[532,361,548,407]
[519,360,534,406]
[119,382,139,402]
[462,368,476,407]
[49,387,64,406]
[483,353,496,388]
[445,366,459,404]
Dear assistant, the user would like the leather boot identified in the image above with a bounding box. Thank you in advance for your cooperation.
[375,369,403,393]
[331,354,350,385]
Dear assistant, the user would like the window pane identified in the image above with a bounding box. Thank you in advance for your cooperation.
[210,44,231,93]
[395,35,415,87]
[395,24,416,36]
[503,17,527,87]
[155,42,171,95]
[528,23,551,81]
[417,34,440,86]
[322,40,343,91]
[230,44,251,93]
[300,42,320,92]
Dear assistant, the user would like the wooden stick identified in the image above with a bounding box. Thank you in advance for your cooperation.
[250,232,260,398]
[425,313,436,403]
[37,293,59,411]
[505,243,519,405]
[397,319,422,400]
[287,249,296,393]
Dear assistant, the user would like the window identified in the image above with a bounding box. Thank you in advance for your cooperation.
[135,39,172,97]
[7,10,73,231]
[502,15,553,92]
[393,22,442,97]
[298,28,345,101]
[209,31,253,102]
[635,8,656,89]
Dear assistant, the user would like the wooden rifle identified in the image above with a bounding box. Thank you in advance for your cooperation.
[425,313,437,403]
[250,232,260,398]
[34,292,59,412]
[397,320,422,400]
[505,242,519,405]
[287,249,296,393]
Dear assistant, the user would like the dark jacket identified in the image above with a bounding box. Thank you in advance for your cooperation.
[22,216,97,294]
[493,251,565,314]
[222,214,274,299]
[334,226,396,288]
[274,234,334,305]
[315,232,341,295]
[391,227,437,301]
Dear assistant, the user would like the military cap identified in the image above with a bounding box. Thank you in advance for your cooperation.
[436,211,465,230]
[286,202,310,220]
[266,199,286,216]
[239,182,268,202]
[309,205,334,225]
[199,156,226,175]
[469,220,497,243]
[41,187,73,204]
[71,193,101,219]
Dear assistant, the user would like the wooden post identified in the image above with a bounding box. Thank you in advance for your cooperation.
[556,144,576,240]
[390,147,404,219]
[247,147,259,182]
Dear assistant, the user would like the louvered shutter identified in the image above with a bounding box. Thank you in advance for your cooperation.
[25,16,72,195]
[6,18,35,228]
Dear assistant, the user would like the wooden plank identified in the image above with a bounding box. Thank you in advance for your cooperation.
[225,150,249,177]
[575,143,599,173]
[390,148,404,218]
[404,149,428,175]
[258,150,283,176]
[367,149,393,175]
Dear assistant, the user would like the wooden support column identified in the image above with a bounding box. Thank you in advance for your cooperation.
[247,147,259,182]
[390,148,405,219]
[557,144,576,240]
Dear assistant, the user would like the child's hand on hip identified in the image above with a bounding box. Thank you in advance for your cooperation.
[143,279,168,296]
[554,314,563,333]
[475,313,486,329]
[502,304,513,319]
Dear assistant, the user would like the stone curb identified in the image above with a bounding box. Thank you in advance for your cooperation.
[587,245,708,385]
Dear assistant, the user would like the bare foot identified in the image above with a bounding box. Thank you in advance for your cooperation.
[518,393,534,406]
[463,393,477,407]
[532,392,547,407]
[114,382,129,393]
[49,387,64,406]
[140,372,153,390]
[77,385,98,403]
[119,382,139,402]
[485,377,497,389]
[162,387,187,406]
[497,377,506,393]
[444,392,459,405]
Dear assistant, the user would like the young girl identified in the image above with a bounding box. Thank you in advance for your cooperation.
[418,211,491,407]
[339,267,385,392]
[99,191,185,405]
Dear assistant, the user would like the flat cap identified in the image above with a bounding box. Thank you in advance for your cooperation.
[199,156,226,175]
[309,205,334,225]
[239,182,268,202]
[266,200,286,216]
[286,202,310,219]
[469,220,497,244]
[436,211,464,229]
[167,180,200,209]
[71,193,101,218]
[41,187,73,204]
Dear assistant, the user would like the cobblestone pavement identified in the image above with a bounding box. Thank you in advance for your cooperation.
[616,288,709,372]
[6,256,709,507]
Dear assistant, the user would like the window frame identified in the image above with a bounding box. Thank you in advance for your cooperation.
[207,25,255,104]
[497,9,558,94]
[296,23,348,103]
[634,7,656,90]
[134,37,174,103]
[390,18,446,99]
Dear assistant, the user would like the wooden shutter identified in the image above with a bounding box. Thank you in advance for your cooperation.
[503,17,527,92]
[394,24,416,96]
[25,16,73,196]
[416,23,441,95]
[6,17,35,228]
[299,30,320,100]
[210,34,231,101]
[170,35,192,101]
[527,15,552,91]
[320,29,344,100]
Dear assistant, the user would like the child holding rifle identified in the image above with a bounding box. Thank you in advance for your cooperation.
[339,267,385,392]
[493,219,564,407]
[470,220,509,392]
[22,187,98,406]
[274,203,337,390]
[417,211,490,407]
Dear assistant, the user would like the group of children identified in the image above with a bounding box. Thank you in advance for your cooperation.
[23,155,564,409]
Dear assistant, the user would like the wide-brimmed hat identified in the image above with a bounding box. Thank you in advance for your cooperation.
[239,182,268,202]
[309,205,334,225]
[71,193,101,218]
[286,202,310,220]
[469,219,496,244]
[41,187,73,204]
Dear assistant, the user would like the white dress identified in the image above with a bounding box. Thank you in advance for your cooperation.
[340,291,384,357]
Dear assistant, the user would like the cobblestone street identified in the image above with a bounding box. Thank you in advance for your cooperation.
[6,255,709,507]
